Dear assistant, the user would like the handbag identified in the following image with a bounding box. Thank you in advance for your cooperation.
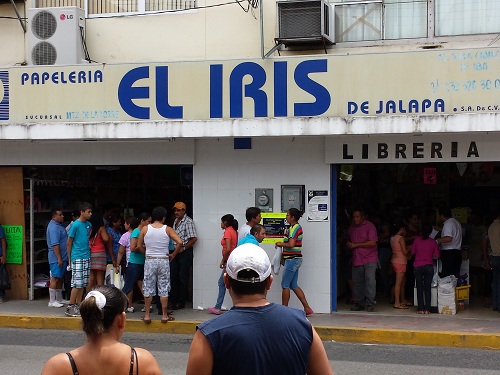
[271,246,282,275]
[0,263,11,290]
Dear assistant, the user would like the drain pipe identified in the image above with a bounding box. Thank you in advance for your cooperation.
[260,0,265,59]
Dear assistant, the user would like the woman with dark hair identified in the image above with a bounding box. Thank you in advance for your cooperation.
[208,214,238,315]
[275,208,313,316]
[120,212,151,314]
[106,214,123,267]
[88,214,110,290]
[41,285,162,375]
[411,224,440,314]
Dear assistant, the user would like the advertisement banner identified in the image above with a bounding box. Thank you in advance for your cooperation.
[1,47,500,125]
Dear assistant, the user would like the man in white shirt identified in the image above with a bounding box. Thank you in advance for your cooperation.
[237,207,262,241]
[436,206,463,278]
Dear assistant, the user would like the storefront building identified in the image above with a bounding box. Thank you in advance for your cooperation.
[1,1,499,312]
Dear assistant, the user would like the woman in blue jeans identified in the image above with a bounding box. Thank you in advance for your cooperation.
[275,208,313,316]
[208,214,238,315]
[411,224,440,314]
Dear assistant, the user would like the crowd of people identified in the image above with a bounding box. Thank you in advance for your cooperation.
[40,203,333,374]
[341,205,499,314]
[45,201,198,318]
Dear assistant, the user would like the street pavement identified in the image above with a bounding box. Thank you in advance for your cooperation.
[0,295,499,350]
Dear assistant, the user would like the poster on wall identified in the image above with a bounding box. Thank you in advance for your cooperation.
[307,190,329,221]
[260,212,289,244]
[3,225,23,264]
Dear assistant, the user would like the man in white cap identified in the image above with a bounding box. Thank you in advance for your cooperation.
[186,243,333,375]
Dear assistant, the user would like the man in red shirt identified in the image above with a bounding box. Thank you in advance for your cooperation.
[347,208,378,312]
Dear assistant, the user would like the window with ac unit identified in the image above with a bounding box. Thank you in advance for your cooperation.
[331,0,500,42]
[34,0,197,16]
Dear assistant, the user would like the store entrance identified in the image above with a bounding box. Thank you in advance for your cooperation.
[23,165,193,300]
[335,162,500,312]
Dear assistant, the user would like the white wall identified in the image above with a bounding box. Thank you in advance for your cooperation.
[192,136,332,313]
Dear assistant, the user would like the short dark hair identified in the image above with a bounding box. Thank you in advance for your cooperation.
[245,207,262,222]
[250,224,264,236]
[438,206,452,218]
[420,224,433,240]
[228,269,268,295]
[80,285,127,339]
[124,216,138,230]
[79,202,92,212]
[151,206,167,222]
[50,209,62,218]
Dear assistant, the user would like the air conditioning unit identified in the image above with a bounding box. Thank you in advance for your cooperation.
[276,0,334,46]
[27,7,87,65]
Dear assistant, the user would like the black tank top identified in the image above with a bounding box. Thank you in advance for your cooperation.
[66,347,137,375]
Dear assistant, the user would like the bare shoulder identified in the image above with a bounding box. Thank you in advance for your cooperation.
[40,353,72,375]
[135,348,162,374]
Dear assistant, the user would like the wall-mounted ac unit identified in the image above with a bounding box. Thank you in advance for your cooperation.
[276,0,334,46]
[27,7,86,65]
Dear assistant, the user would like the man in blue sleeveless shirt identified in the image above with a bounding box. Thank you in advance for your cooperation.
[186,243,333,375]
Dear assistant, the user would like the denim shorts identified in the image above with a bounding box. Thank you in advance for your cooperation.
[281,257,303,290]
[122,262,144,295]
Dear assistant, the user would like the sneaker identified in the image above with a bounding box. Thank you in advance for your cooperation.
[65,305,80,317]
[126,306,135,313]
[48,301,64,308]
[57,299,70,305]
[141,305,153,312]
[208,307,221,315]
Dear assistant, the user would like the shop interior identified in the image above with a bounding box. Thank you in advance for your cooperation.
[335,162,500,315]
[24,165,193,298]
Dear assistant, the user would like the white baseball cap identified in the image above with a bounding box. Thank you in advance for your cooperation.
[226,243,272,283]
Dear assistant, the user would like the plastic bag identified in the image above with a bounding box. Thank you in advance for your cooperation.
[0,263,11,290]
[437,275,457,294]
[271,247,282,275]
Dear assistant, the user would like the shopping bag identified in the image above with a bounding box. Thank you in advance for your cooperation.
[271,246,282,275]
[0,263,11,290]
[105,264,123,288]
[437,275,457,294]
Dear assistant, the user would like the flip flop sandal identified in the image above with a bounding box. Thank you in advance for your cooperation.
[393,305,409,309]
[141,317,152,324]
[161,316,175,323]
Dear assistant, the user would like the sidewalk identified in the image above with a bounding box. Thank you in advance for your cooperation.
[0,297,499,350]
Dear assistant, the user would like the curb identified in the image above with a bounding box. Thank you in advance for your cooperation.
[1,314,499,350]
[314,326,500,350]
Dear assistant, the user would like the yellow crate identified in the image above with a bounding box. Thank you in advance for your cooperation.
[455,285,470,301]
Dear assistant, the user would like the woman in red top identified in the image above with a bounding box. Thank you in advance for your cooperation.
[88,214,110,290]
[208,214,238,315]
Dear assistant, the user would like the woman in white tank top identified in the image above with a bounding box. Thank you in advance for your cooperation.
[138,206,183,323]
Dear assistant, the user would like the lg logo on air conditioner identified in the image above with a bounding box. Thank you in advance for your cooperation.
[59,14,74,21]
[0,71,9,121]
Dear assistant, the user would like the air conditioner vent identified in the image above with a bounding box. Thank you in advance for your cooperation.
[27,7,87,65]
[31,41,57,65]
[31,10,57,40]
[276,0,334,46]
